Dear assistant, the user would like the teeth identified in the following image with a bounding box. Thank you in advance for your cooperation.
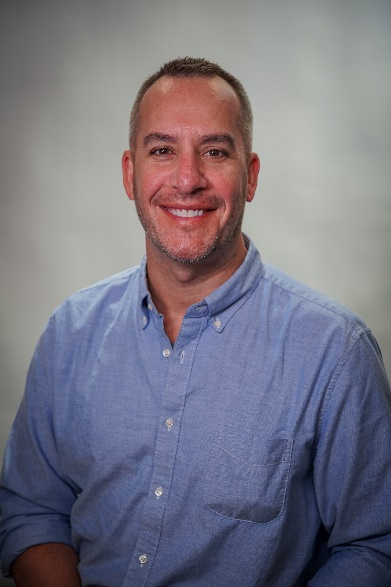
[168,208,205,218]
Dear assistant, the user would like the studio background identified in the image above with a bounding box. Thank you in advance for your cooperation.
[0,0,390,582]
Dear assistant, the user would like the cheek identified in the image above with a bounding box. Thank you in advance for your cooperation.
[215,176,245,207]
[137,167,170,196]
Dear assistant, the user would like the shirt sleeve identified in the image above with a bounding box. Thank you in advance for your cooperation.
[0,318,77,577]
[309,329,391,586]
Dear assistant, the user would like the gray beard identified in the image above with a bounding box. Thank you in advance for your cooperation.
[132,183,247,264]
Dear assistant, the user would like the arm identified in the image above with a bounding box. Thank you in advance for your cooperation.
[12,543,81,587]
[0,319,79,578]
[309,330,391,585]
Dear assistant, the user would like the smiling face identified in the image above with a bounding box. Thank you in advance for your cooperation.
[122,75,259,267]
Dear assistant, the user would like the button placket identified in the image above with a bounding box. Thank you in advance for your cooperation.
[123,313,208,586]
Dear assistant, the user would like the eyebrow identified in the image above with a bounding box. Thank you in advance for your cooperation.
[143,132,236,150]
[143,133,176,147]
[199,134,236,150]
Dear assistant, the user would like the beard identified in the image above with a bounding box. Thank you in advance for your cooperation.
[132,181,247,264]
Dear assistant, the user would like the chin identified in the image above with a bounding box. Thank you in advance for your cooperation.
[147,231,216,263]
[164,248,214,264]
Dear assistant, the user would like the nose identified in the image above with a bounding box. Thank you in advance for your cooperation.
[170,152,208,195]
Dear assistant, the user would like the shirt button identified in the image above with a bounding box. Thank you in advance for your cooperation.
[155,486,163,498]
[163,348,171,358]
[214,318,222,329]
[139,554,148,566]
[142,316,147,325]
[165,418,174,430]
[148,302,153,311]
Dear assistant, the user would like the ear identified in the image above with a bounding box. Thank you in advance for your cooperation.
[122,150,135,201]
[246,152,260,203]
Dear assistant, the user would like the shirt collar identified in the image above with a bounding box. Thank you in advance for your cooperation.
[203,235,264,332]
[138,235,264,332]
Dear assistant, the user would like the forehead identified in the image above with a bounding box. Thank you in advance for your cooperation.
[136,75,242,141]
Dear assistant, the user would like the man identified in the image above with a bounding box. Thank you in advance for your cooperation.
[1,57,391,586]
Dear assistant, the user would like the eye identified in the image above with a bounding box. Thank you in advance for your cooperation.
[205,148,227,158]
[150,147,172,156]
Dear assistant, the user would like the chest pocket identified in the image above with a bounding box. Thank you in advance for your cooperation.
[204,433,293,524]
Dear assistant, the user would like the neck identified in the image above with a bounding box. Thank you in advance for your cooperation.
[146,236,247,342]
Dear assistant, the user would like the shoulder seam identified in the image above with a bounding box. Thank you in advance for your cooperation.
[262,270,369,337]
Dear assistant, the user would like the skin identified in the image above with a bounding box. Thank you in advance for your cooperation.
[12,543,81,586]
[123,75,260,340]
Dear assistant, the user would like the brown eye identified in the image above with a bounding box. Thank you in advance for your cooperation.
[206,149,227,158]
[151,148,172,156]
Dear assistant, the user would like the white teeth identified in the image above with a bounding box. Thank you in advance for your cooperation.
[168,208,205,217]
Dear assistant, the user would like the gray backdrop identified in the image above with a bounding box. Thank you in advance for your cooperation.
[0,0,390,581]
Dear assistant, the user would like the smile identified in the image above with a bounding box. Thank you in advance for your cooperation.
[167,208,205,218]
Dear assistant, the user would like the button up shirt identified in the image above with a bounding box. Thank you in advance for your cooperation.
[1,239,391,586]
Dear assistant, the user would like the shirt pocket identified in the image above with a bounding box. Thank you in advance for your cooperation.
[204,435,293,524]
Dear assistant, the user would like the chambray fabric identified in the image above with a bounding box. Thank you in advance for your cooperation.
[1,239,391,586]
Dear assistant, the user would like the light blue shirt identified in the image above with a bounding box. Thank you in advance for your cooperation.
[1,238,391,586]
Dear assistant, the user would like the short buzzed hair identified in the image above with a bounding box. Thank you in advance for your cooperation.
[129,57,253,157]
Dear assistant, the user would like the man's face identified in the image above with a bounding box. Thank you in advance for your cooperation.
[123,75,259,265]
